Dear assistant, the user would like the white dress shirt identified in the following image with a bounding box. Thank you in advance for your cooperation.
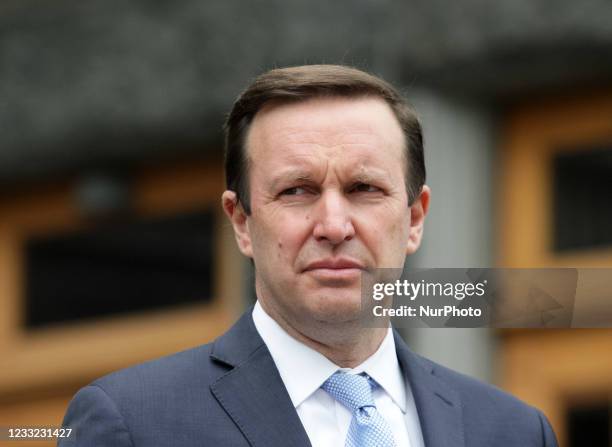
[252,301,425,447]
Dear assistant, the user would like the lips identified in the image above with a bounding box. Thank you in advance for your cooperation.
[303,258,365,272]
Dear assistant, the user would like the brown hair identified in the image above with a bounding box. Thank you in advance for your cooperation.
[223,64,425,214]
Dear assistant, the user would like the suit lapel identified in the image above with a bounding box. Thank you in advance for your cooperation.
[394,330,465,447]
[210,310,312,447]
[209,311,464,447]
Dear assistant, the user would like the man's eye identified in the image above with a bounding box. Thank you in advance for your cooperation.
[280,187,308,196]
[351,183,380,193]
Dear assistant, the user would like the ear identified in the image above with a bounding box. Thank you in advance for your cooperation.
[405,185,431,256]
[222,190,253,258]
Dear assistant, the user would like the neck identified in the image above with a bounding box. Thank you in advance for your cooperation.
[258,299,388,368]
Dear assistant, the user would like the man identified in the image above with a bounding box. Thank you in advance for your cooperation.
[60,65,558,446]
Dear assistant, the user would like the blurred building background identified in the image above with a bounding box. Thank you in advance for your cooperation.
[1,0,612,445]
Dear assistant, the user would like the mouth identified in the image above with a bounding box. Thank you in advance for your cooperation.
[303,258,365,282]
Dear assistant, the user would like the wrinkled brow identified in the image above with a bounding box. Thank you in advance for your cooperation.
[267,169,317,189]
[267,167,391,190]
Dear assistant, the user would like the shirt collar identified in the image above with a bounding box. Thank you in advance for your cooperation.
[252,301,407,413]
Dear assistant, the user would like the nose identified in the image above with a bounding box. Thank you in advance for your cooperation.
[312,190,355,245]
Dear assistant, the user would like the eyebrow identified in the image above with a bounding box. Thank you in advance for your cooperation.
[268,167,390,190]
[268,169,318,190]
[351,170,387,184]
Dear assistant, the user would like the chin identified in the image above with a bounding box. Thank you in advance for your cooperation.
[306,293,363,323]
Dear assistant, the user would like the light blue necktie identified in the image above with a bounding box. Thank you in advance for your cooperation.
[322,371,396,447]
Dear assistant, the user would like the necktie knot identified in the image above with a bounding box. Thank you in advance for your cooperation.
[321,372,376,413]
[322,371,396,446]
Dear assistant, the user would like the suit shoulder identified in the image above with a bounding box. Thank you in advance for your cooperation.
[417,353,542,417]
[92,341,222,399]
[62,340,244,445]
[414,354,556,445]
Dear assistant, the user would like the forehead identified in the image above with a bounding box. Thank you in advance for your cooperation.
[245,96,406,171]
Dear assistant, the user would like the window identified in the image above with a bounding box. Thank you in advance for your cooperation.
[25,209,215,328]
[553,146,612,252]
[567,401,611,446]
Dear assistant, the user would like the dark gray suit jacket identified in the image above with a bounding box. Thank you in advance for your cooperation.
[59,309,558,446]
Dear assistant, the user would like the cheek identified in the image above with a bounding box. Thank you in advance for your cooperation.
[359,206,410,250]
[262,215,311,264]
[392,212,411,239]
[275,239,286,262]
[365,205,409,232]
[386,201,411,233]
[275,229,305,260]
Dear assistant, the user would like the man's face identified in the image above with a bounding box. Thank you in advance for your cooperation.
[223,96,428,334]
